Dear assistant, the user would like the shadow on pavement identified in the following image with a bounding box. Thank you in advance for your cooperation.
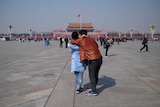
[97,76,116,93]
[83,75,116,94]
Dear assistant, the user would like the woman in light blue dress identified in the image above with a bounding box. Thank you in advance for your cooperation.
[68,31,87,94]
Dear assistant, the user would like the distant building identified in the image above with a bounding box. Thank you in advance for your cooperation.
[66,22,94,32]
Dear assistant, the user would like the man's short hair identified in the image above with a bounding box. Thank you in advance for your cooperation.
[79,30,87,35]
[71,31,78,39]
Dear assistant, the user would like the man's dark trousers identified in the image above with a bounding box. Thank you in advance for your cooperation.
[88,57,102,92]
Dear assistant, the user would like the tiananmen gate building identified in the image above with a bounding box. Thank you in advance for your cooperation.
[66,22,95,32]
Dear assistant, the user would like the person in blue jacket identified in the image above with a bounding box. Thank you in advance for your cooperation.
[45,38,50,46]
[68,31,87,94]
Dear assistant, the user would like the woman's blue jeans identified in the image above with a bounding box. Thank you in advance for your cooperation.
[74,71,84,90]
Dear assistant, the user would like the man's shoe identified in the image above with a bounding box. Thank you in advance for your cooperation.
[86,88,92,91]
[86,91,98,96]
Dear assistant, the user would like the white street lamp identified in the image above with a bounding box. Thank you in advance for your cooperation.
[124,34,127,42]
[8,24,12,40]
[29,29,32,39]
[118,32,121,39]
[150,24,155,39]
[129,28,133,40]
[41,31,43,39]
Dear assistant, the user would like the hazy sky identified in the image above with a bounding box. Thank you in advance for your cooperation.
[0,0,160,34]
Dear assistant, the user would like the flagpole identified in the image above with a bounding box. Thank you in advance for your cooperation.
[80,15,82,30]
[77,13,82,30]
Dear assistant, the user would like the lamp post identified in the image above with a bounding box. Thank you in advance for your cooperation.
[8,24,12,40]
[124,34,127,42]
[118,32,121,39]
[41,31,43,40]
[150,24,155,40]
[129,28,133,40]
[29,29,32,39]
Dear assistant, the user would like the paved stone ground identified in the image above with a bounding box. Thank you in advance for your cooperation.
[0,40,160,107]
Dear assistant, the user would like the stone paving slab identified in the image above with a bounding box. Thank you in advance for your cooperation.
[45,73,75,107]
[0,41,71,107]
[0,40,160,107]
[139,77,160,93]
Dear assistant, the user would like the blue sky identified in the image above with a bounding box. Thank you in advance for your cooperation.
[0,0,160,34]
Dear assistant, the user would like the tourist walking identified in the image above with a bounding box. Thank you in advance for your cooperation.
[140,36,148,53]
[64,36,69,48]
[99,36,104,46]
[68,31,87,94]
[104,34,112,57]
[44,38,50,46]
[59,37,63,47]
[71,30,102,96]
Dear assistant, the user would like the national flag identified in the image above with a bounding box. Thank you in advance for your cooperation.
[77,13,81,18]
